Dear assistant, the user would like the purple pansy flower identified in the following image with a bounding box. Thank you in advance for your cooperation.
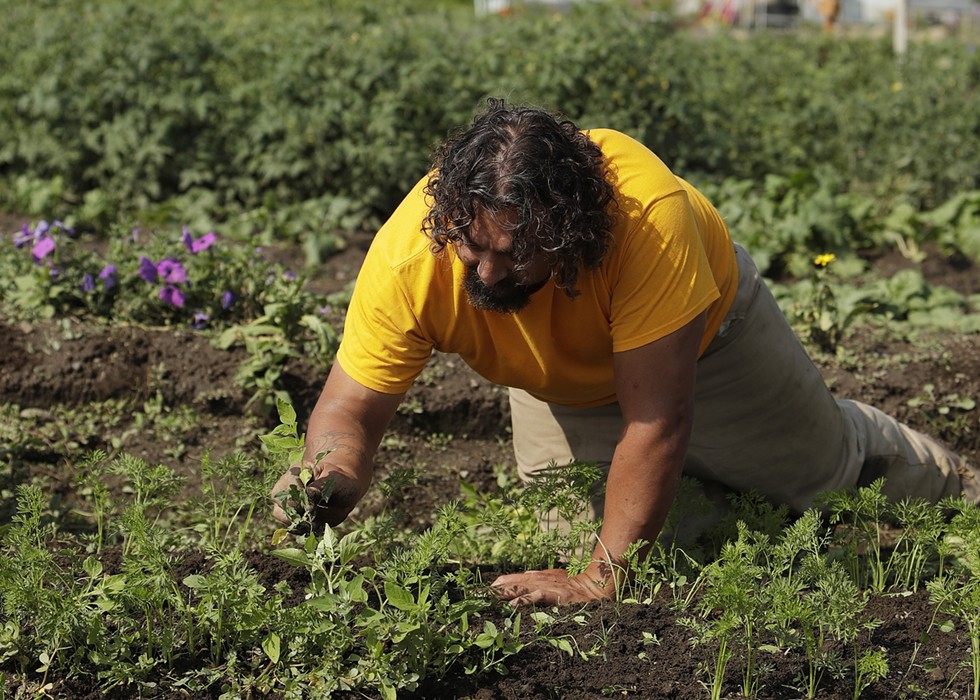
[156,258,187,284]
[49,266,62,279]
[139,257,158,283]
[193,231,216,253]
[159,285,185,307]
[191,311,210,330]
[51,220,76,237]
[182,227,216,254]
[13,224,33,248]
[81,274,95,292]
[32,236,56,264]
[221,290,236,310]
[99,264,117,290]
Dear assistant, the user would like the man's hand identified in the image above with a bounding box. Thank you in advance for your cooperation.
[491,562,619,607]
[270,464,363,529]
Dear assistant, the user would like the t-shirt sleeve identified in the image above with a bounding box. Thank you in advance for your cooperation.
[336,257,433,395]
[609,190,721,353]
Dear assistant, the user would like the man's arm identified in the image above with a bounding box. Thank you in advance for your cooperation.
[270,359,404,527]
[492,310,705,605]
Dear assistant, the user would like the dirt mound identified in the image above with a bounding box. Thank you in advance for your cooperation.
[0,317,248,412]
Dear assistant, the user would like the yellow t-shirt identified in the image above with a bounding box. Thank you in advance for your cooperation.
[337,129,738,408]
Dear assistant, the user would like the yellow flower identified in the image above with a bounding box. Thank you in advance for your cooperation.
[813,253,836,268]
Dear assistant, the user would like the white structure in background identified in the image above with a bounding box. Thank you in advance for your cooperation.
[855,0,972,22]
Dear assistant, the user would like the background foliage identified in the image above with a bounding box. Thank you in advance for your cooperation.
[1,0,978,247]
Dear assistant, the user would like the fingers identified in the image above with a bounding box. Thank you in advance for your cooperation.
[509,589,552,607]
[269,467,353,525]
[269,468,304,524]
[491,569,570,607]
[490,568,615,607]
[492,569,563,587]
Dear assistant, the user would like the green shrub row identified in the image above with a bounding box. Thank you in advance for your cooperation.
[1,0,978,234]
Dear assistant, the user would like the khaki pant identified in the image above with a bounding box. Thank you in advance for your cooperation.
[511,244,966,526]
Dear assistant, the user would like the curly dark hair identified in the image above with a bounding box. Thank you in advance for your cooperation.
[421,99,617,298]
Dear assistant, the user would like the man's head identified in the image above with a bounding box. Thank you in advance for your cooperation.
[422,99,616,312]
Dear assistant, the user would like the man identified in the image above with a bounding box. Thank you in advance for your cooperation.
[272,99,977,606]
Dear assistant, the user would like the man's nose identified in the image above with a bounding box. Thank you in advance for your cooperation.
[477,257,509,287]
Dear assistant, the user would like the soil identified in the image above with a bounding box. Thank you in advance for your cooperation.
[1,226,978,699]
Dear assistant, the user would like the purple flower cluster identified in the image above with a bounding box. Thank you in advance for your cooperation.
[136,228,236,327]
[15,221,76,274]
[140,256,190,307]
[81,264,118,293]
[14,220,75,250]
[12,220,240,330]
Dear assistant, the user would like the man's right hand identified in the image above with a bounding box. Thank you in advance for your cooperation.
[270,464,364,529]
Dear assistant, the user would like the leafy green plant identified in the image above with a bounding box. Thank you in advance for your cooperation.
[819,479,893,592]
[517,461,605,570]
[853,646,889,700]
[886,497,948,592]
[270,508,527,698]
[794,253,876,354]
[193,451,269,551]
[927,503,980,700]
[3,1,979,237]
[681,522,769,699]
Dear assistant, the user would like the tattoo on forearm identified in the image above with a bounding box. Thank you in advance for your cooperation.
[307,431,367,466]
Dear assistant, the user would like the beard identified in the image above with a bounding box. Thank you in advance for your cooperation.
[463,267,539,314]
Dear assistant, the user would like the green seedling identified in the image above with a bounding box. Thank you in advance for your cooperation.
[927,504,980,700]
[820,478,892,592]
[681,522,768,699]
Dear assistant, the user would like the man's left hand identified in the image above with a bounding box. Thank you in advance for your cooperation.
[491,564,617,607]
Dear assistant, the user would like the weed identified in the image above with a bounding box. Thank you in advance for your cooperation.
[907,383,976,436]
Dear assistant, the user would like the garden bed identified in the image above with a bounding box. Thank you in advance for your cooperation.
[2,232,979,698]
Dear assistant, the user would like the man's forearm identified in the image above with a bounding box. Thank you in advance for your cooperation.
[300,362,405,494]
[304,406,374,478]
[591,425,688,566]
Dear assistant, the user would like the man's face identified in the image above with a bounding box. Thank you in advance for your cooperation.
[453,211,551,314]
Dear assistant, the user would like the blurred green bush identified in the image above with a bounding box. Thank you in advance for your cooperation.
[0,0,977,239]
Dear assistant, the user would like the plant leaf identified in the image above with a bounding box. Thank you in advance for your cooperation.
[262,632,281,664]
[384,581,416,612]
[271,548,310,568]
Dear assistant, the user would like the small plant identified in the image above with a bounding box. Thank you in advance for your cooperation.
[853,646,889,700]
[819,479,892,592]
[681,522,768,699]
[907,383,976,436]
[194,451,269,551]
[518,461,605,569]
[791,253,876,354]
[887,496,947,592]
